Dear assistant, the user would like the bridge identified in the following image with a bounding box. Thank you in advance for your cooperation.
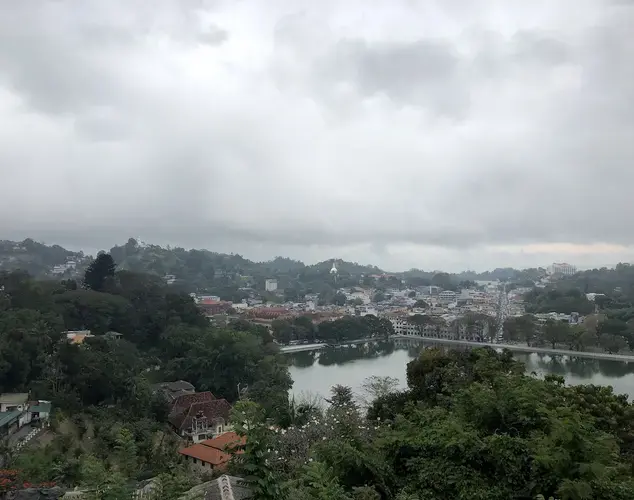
[281,335,634,362]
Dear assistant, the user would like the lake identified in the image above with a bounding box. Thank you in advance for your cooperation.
[287,338,634,401]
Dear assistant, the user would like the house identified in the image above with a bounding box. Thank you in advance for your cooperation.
[168,392,232,443]
[29,401,52,425]
[63,330,94,344]
[0,393,28,413]
[0,410,21,440]
[178,432,245,472]
[153,380,196,403]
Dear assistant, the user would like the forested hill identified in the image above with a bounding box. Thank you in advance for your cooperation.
[0,239,85,276]
[0,238,382,287]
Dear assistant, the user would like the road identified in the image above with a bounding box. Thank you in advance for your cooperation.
[281,336,634,362]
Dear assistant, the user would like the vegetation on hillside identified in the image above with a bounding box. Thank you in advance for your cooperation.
[0,256,291,497]
[232,348,634,499]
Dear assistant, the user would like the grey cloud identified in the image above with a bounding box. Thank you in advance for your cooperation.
[320,39,469,117]
[1,0,634,271]
[197,24,229,45]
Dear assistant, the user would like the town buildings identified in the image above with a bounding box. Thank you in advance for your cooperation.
[265,279,278,292]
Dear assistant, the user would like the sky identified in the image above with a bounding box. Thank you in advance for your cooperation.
[1,0,634,272]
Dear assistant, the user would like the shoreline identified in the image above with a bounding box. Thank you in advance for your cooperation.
[281,336,634,362]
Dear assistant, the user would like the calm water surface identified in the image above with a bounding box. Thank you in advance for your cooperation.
[288,339,634,400]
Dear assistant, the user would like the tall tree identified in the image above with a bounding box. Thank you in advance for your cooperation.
[84,253,116,292]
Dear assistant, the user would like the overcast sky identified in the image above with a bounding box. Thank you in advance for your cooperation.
[1,1,633,272]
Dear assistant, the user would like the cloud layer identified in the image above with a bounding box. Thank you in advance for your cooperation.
[1,0,633,270]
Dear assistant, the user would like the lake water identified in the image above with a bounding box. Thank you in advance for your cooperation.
[288,339,634,401]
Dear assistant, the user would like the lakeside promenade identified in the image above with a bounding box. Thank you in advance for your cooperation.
[281,335,634,362]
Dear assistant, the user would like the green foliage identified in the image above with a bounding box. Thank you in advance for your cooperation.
[236,348,634,500]
[83,253,116,292]
[524,288,595,315]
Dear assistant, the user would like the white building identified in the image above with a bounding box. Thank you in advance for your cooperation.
[265,279,278,292]
[547,263,577,276]
[438,290,457,303]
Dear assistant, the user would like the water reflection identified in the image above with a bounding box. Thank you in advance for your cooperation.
[518,353,634,380]
[288,339,634,400]
[288,341,395,367]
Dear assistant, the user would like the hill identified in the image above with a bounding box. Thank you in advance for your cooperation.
[0,238,383,294]
[0,238,87,277]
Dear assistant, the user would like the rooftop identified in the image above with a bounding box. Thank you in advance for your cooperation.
[0,393,29,404]
[0,410,21,427]
[178,432,244,467]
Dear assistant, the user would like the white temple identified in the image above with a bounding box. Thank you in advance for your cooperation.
[330,260,338,274]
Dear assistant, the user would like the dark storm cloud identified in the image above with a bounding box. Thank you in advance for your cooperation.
[0,0,634,270]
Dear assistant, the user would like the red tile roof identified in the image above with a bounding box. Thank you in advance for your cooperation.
[178,432,244,467]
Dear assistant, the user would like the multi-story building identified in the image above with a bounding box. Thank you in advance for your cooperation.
[265,279,278,292]
[438,290,457,303]
[547,263,577,276]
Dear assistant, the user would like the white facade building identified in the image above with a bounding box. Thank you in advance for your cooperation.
[547,263,577,276]
[265,279,278,292]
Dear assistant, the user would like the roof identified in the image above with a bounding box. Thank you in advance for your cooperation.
[178,432,244,467]
[206,475,252,500]
[66,332,93,344]
[0,410,21,427]
[179,443,231,467]
[160,380,195,393]
[200,432,245,451]
[170,391,215,415]
[30,402,52,414]
[0,393,29,405]
[169,399,232,432]
[154,380,196,401]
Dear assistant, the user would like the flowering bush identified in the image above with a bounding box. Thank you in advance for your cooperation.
[0,469,57,493]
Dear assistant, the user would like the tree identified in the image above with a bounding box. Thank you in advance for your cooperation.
[358,376,399,408]
[333,293,347,306]
[84,253,116,292]
[372,292,385,303]
[542,319,569,348]
[327,385,355,408]
[599,334,628,353]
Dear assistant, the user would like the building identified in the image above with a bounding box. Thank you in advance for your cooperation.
[547,263,577,276]
[163,475,252,500]
[153,380,196,403]
[168,391,232,443]
[0,393,28,413]
[64,330,94,344]
[178,432,245,472]
[264,279,278,292]
[0,394,52,442]
[198,299,233,316]
[438,290,457,303]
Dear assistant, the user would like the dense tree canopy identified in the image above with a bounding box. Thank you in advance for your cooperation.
[524,288,595,315]
[0,262,292,495]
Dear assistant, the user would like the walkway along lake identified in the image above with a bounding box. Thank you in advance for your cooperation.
[286,337,634,400]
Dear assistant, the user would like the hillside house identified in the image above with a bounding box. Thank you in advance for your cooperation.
[166,389,232,443]
[178,432,245,472]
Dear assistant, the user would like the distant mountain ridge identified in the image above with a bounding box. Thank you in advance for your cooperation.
[0,237,552,288]
[0,238,383,284]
